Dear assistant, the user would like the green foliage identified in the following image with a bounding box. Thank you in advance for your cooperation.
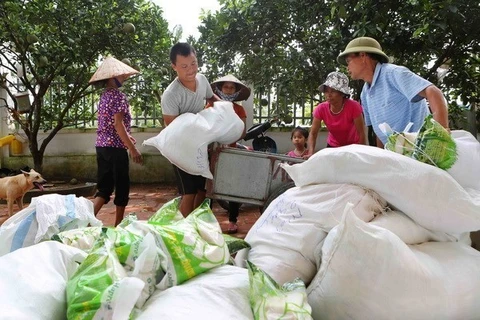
[197,0,480,124]
[0,0,172,171]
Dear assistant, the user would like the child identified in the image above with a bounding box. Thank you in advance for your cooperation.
[286,126,309,158]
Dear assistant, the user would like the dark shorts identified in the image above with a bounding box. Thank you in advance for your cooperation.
[95,147,130,206]
[172,165,206,195]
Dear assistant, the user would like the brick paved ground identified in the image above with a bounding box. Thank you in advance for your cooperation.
[0,183,261,239]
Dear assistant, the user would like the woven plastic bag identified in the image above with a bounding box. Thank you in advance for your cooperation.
[247,260,312,320]
[382,115,457,170]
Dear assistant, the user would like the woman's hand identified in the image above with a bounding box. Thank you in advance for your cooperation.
[129,146,143,164]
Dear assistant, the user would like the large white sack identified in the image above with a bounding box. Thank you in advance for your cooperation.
[143,101,244,179]
[447,130,480,190]
[33,194,100,243]
[0,241,86,320]
[0,205,37,257]
[0,194,101,257]
[307,205,480,320]
[281,144,480,234]
[235,184,385,286]
[205,101,245,144]
[370,210,470,245]
[137,265,253,320]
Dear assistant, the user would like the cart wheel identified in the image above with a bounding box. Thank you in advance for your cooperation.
[217,199,243,211]
[260,181,296,213]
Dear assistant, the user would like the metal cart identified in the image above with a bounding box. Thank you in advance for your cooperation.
[206,146,304,212]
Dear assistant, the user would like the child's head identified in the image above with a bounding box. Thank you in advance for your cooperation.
[291,126,309,149]
[170,43,198,83]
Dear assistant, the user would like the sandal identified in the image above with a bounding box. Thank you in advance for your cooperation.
[226,222,238,234]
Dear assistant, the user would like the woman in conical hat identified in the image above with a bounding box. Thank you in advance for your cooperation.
[207,74,251,234]
[209,74,251,139]
[90,56,142,226]
[210,74,251,102]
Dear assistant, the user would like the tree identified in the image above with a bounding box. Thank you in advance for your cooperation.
[197,0,480,126]
[0,0,172,172]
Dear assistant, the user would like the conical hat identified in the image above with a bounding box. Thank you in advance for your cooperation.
[211,74,251,101]
[89,56,140,84]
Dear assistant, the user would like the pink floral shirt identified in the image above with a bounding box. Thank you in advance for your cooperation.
[95,88,131,148]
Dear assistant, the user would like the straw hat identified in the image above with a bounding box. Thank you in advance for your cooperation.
[211,74,251,101]
[88,56,140,84]
[318,71,351,96]
[337,37,390,65]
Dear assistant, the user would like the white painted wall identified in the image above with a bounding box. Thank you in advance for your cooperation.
[12,127,328,156]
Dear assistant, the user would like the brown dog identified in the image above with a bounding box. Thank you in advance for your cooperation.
[0,169,47,217]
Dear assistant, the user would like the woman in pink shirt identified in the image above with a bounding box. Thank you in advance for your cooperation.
[307,71,366,156]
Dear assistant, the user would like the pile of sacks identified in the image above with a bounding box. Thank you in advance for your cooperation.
[0,194,312,319]
[236,130,480,319]
[2,121,479,319]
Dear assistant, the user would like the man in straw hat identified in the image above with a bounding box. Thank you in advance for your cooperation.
[161,42,220,217]
[337,37,449,148]
[207,74,251,234]
[89,56,143,226]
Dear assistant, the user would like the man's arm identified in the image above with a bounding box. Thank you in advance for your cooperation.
[419,85,449,129]
[163,114,177,126]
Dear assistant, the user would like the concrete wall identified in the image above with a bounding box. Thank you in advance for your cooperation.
[2,127,328,183]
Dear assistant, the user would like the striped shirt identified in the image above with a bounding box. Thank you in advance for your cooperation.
[361,63,431,144]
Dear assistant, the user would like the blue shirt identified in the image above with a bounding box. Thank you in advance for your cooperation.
[361,63,431,144]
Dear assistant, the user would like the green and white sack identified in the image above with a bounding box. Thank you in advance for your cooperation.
[51,227,103,252]
[66,235,144,320]
[412,115,457,169]
[147,198,230,290]
[247,261,312,320]
[382,115,457,170]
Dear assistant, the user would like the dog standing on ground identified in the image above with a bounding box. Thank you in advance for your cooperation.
[0,169,47,217]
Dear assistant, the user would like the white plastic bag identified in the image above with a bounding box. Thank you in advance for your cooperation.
[0,241,86,320]
[307,204,480,320]
[370,210,468,245]
[137,265,253,320]
[143,101,243,179]
[33,194,101,243]
[281,144,480,234]
[236,184,385,286]
[447,130,480,190]
[0,194,101,256]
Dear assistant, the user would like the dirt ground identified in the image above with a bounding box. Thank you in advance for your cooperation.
[0,183,261,239]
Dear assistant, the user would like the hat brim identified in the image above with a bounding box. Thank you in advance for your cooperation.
[211,76,251,101]
[89,57,140,84]
[337,47,390,65]
[318,84,350,96]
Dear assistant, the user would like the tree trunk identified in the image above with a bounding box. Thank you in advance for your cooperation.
[31,149,44,173]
